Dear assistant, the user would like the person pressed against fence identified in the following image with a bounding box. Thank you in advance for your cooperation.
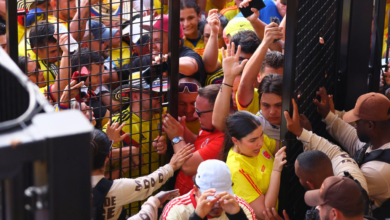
[221,111,286,220]
[18,56,46,88]
[178,77,203,135]
[180,0,206,57]
[163,84,225,195]
[161,159,256,220]
[90,129,194,220]
[313,88,390,212]
[102,77,168,179]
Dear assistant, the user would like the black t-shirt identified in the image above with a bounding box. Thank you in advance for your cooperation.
[118,46,206,85]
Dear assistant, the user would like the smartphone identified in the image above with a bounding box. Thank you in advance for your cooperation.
[239,0,266,18]
[270,17,281,43]
[71,66,89,83]
[142,62,168,85]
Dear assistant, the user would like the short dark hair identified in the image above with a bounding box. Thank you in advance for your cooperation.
[198,84,220,106]
[219,15,228,29]
[231,30,260,55]
[258,73,283,98]
[296,151,332,174]
[0,23,6,36]
[90,129,111,170]
[71,47,104,73]
[18,56,29,74]
[180,0,201,14]
[29,21,57,48]
[260,51,284,74]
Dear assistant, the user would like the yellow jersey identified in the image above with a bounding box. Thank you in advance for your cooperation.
[18,16,66,85]
[154,0,169,15]
[220,5,239,21]
[110,41,131,68]
[205,0,235,13]
[186,119,201,135]
[236,88,260,114]
[184,36,205,57]
[102,107,164,177]
[383,3,390,57]
[226,134,277,204]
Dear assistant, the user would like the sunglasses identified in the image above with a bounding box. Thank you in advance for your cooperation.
[195,108,213,117]
[179,82,199,93]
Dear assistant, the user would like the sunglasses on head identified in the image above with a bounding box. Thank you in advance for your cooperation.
[179,82,199,93]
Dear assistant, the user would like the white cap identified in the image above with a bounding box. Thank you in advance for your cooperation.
[195,160,234,199]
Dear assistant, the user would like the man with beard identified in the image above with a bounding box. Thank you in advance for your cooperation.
[314,88,390,209]
[163,84,225,195]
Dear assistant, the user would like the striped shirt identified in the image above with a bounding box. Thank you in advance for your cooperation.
[160,190,256,220]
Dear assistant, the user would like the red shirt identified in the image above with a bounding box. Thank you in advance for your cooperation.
[174,129,225,195]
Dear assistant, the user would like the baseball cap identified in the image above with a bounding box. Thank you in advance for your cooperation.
[225,17,254,37]
[195,160,234,199]
[142,15,184,39]
[343,92,390,123]
[131,76,169,92]
[17,0,47,10]
[85,20,118,42]
[304,176,364,212]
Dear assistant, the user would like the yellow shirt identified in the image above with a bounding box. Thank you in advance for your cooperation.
[220,5,240,20]
[154,0,169,15]
[110,41,131,68]
[186,119,201,135]
[102,107,164,177]
[236,88,260,114]
[382,3,390,57]
[205,0,235,13]
[226,134,276,204]
[184,36,205,57]
[18,16,66,85]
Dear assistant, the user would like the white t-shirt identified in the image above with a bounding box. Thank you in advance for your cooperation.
[92,164,174,220]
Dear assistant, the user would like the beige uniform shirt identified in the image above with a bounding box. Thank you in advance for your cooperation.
[323,112,390,206]
[297,129,368,192]
[127,196,160,220]
[92,164,174,220]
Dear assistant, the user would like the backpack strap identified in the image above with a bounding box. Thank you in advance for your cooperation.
[361,149,390,166]
[343,171,373,217]
[93,178,114,220]
[352,143,370,167]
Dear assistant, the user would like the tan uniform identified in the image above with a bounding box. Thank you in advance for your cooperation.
[297,128,368,192]
[127,196,160,220]
[91,164,174,220]
[323,111,390,206]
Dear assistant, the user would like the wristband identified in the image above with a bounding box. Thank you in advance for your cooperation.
[272,169,281,172]
[222,83,233,87]
[59,103,70,110]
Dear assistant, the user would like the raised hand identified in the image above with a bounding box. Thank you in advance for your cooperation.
[162,114,184,140]
[222,43,248,81]
[195,189,219,218]
[215,192,240,215]
[283,99,303,137]
[313,87,331,119]
[207,9,220,35]
[168,143,194,171]
[59,80,84,104]
[58,34,70,54]
[299,114,312,132]
[273,146,287,172]
[263,23,283,46]
[105,119,129,144]
[153,135,167,154]
[239,0,260,23]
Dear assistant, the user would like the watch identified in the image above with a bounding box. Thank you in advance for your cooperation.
[172,136,184,145]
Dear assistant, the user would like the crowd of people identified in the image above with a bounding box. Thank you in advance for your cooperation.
[2,0,390,219]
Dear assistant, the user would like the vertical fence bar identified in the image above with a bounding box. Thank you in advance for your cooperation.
[5,0,18,63]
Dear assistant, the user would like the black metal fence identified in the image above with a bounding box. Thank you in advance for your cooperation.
[280,0,385,219]
[3,0,180,217]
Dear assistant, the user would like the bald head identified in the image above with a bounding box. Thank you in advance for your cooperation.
[295,151,334,190]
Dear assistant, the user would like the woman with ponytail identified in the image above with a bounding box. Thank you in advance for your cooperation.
[221,111,286,220]
[90,129,194,220]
